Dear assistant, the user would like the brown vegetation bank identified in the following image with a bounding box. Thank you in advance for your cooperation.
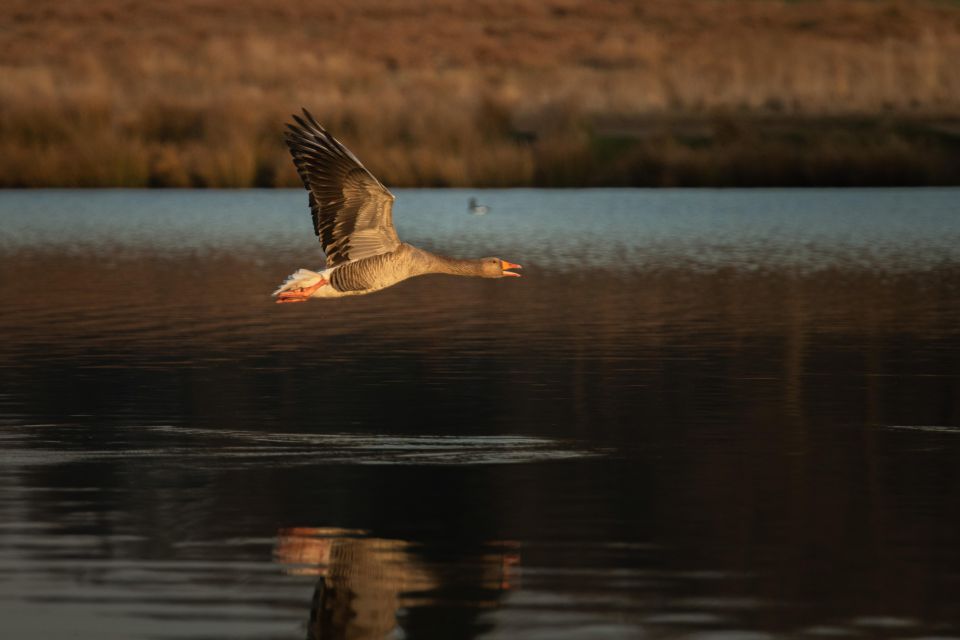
[2,0,960,188]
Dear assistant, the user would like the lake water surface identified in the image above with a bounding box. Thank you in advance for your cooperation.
[2,188,960,639]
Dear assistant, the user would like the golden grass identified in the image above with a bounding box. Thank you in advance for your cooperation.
[1,0,960,187]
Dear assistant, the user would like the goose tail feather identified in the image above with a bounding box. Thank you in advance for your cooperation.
[272,268,326,296]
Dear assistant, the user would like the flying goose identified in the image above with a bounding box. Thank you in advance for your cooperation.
[274,109,521,303]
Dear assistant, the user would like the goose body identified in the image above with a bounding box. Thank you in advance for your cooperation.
[468,197,490,215]
[274,110,521,303]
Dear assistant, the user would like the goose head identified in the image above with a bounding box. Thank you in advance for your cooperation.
[480,257,522,278]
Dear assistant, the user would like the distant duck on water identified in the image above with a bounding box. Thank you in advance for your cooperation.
[273,109,521,304]
[468,197,490,215]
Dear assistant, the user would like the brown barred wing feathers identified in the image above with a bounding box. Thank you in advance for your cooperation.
[284,109,400,267]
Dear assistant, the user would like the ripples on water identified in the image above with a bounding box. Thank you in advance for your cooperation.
[1,188,960,639]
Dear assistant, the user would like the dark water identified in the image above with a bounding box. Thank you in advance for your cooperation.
[2,188,960,639]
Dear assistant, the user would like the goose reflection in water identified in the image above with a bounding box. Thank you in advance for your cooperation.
[275,527,520,639]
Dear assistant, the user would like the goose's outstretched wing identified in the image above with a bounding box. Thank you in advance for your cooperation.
[285,109,400,267]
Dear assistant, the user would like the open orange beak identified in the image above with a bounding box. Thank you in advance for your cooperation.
[500,260,522,277]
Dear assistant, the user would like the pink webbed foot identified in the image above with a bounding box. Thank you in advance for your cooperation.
[275,278,328,304]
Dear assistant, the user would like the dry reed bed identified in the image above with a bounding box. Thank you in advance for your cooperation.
[2,0,959,187]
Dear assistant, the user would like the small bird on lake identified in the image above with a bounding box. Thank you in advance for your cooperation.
[468,197,489,215]
[274,109,521,303]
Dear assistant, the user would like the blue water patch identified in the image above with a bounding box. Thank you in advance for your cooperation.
[2,188,959,271]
